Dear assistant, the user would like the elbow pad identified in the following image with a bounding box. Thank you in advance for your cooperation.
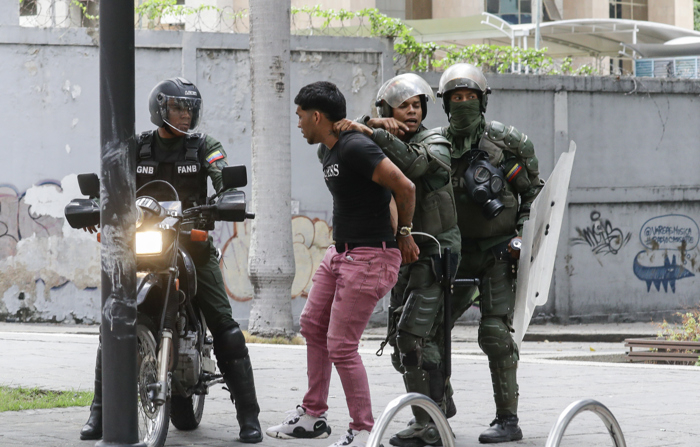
[372,129,429,179]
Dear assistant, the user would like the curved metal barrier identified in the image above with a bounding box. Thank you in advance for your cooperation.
[545,399,627,447]
[367,393,455,447]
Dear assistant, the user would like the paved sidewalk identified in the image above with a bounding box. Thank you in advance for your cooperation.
[0,321,696,447]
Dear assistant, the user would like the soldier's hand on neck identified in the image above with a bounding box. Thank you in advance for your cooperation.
[366,117,408,138]
[333,119,373,137]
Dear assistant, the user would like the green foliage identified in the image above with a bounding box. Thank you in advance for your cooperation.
[69,1,594,75]
[657,308,700,366]
[0,386,93,412]
[70,0,97,22]
[291,6,595,75]
[695,0,700,32]
[135,0,219,23]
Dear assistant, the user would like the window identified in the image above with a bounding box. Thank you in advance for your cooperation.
[609,0,648,21]
[20,0,37,16]
[485,0,533,24]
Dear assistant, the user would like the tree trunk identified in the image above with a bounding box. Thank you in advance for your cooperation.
[247,0,295,337]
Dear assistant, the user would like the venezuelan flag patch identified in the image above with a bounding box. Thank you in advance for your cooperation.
[206,150,224,164]
[506,163,522,182]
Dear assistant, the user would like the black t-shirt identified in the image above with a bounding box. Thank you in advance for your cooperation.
[322,131,394,243]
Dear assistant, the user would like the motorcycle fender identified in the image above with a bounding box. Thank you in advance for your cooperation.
[136,272,164,307]
[178,248,198,299]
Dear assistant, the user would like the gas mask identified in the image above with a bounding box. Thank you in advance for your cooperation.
[463,150,506,220]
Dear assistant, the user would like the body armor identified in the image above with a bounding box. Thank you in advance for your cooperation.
[446,121,542,240]
[136,130,209,211]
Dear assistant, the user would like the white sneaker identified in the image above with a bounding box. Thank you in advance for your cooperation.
[328,429,371,446]
[266,405,332,439]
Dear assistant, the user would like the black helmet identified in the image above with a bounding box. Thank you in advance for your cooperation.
[148,77,203,133]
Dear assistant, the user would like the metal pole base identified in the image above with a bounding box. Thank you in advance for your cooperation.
[367,393,455,447]
[95,441,147,447]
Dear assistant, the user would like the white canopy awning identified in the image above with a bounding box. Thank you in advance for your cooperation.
[404,14,700,58]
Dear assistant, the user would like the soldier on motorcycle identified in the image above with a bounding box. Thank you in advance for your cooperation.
[80,77,262,444]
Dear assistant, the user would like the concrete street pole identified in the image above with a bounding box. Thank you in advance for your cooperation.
[96,1,144,446]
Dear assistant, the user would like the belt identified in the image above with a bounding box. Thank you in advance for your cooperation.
[335,240,398,253]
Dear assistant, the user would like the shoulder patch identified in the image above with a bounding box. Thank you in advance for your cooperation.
[205,150,225,164]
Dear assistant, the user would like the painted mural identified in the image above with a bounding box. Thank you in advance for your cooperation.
[633,214,697,293]
[0,182,65,259]
[0,175,332,322]
[215,216,333,302]
[0,176,102,322]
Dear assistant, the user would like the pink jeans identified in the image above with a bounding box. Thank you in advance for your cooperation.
[300,244,401,432]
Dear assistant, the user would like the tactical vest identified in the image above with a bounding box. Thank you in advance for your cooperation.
[450,121,534,239]
[136,131,209,210]
[410,128,458,240]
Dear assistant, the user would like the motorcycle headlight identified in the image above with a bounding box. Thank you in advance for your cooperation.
[135,231,163,255]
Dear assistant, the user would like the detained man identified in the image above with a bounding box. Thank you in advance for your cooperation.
[266,81,418,447]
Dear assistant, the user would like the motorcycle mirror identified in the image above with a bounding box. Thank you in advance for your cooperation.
[221,165,248,190]
[77,173,100,199]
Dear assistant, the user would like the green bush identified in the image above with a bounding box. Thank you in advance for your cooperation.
[657,308,700,366]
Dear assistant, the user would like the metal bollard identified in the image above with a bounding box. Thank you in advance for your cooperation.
[545,399,626,447]
[366,393,455,447]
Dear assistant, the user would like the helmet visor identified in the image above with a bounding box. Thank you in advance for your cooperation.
[159,95,202,134]
[377,73,435,109]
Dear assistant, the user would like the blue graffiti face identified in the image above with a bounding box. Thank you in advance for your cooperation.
[633,251,695,293]
[633,214,699,293]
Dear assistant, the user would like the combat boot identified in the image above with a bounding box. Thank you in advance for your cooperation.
[80,345,102,440]
[220,354,263,443]
[478,414,523,443]
[390,422,444,447]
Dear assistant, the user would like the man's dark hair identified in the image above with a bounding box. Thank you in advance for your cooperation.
[294,81,346,122]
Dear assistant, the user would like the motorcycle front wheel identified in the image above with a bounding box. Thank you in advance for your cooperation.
[137,322,170,447]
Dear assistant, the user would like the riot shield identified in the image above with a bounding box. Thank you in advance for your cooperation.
[513,141,577,350]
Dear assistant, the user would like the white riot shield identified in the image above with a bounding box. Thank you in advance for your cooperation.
[513,141,577,350]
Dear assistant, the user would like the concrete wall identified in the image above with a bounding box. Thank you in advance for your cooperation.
[422,72,700,323]
[0,25,392,326]
[3,22,700,326]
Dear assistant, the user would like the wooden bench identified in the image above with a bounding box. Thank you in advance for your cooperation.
[624,338,700,364]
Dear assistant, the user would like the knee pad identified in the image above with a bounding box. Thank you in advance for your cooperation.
[396,330,423,368]
[478,316,515,359]
[397,284,443,339]
[213,325,248,362]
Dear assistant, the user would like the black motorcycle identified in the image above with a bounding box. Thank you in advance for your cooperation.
[64,166,253,447]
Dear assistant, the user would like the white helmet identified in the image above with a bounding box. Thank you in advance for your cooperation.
[375,73,435,119]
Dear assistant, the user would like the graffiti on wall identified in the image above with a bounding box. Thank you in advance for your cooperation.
[633,214,697,293]
[0,182,65,259]
[0,176,102,323]
[215,216,333,302]
[570,211,631,255]
[0,175,332,321]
